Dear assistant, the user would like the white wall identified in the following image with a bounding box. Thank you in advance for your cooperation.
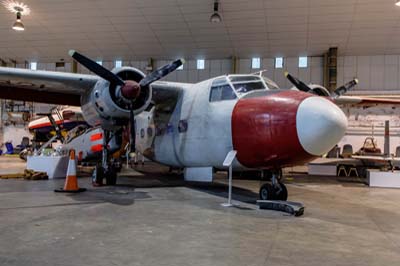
[1,124,30,148]
[0,102,56,147]
[152,57,323,87]
[8,54,400,92]
[68,57,324,88]
[155,59,232,83]
[338,55,400,92]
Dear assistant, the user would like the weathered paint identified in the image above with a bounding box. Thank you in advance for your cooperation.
[232,90,315,168]
[137,78,244,169]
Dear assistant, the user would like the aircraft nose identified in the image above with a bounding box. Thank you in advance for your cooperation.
[296,97,348,156]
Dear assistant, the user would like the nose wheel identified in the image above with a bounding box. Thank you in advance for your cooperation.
[259,169,288,201]
[259,183,288,201]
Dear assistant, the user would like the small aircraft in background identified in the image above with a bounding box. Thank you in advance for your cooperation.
[27,107,123,175]
[351,122,400,170]
[28,106,87,142]
[1,50,400,200]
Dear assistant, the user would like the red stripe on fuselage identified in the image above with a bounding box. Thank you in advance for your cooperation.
[90,133,103,141]
[91,144,103,152]
[231,90,317,169]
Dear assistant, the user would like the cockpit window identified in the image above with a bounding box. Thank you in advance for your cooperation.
[229,76,261,82]
[262,77,280,90]
[209,77,237,102]
[229,75,266,95]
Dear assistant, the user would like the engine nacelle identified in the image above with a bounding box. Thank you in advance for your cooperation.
[308,84,331,97]
[81,67,152,130]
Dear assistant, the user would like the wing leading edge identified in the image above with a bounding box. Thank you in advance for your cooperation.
[0,67,99,105]
[335,95,400,106]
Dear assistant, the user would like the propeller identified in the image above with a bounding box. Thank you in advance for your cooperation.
[284,71,359,98]
[139,59,185,87]
[69,50,125,86]
[69,50,184,152]
[284,71,312,92]
[331,79,359,98]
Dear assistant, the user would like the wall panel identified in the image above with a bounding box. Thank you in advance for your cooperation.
[10,54,400,92]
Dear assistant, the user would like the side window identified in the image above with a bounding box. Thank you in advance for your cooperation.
[221,85,236,100]
[209,78,237,102]
[210,86,222,102]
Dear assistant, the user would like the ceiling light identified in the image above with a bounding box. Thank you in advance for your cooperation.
[396,0,400,6]
[12,11,24,31]
[210,0,222,23]
[2,1,30,31]
[2,1,30,15]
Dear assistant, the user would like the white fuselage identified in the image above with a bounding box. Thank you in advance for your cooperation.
[135,79,242,170]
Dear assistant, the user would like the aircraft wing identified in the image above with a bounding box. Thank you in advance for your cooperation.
[335,95,400,106]
[0,67,99,105]
[352,155,400,163]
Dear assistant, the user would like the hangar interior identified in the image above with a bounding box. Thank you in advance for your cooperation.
[0,0,400,266]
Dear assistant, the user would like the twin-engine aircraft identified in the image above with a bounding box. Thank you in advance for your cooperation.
[1,50,400,200]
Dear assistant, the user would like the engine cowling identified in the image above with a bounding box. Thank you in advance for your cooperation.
[81,67,152,130]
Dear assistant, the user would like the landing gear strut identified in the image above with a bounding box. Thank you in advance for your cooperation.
[92,130,118,186]
[259,169,288,201]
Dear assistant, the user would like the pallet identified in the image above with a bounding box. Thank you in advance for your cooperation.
[257,200,305,216]
[0,169,48,180]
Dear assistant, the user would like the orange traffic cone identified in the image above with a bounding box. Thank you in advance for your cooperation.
[55,149,86,193]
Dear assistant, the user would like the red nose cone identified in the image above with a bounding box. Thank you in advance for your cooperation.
[231,90,316,169]
[121,80,141,99]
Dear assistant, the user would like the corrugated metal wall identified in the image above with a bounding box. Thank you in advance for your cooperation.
[12,55,400,92]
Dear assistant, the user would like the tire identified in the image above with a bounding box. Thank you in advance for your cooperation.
[259,183,274,200]
[93,165,104,186]
[105,168,117,186]
[259,183,288,201]
[275,183,288,201]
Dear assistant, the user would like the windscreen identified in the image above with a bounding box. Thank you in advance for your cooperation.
[229,76,267,95]
[262,77,280,90]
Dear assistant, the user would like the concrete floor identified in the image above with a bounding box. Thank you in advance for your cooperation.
[0,157,399,266]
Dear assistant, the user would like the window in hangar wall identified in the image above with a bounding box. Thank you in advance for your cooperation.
[251,57,261,69]
[29,62,37,70]
[197,59,205,70]
[275,57,283,69]
[115,60,122,68]
[299,56,308,68]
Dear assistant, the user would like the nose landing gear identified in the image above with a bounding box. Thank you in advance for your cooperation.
[257,169,305,216]
[259,169,288,201]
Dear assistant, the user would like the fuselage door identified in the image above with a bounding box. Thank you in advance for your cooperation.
[204,77,238,166]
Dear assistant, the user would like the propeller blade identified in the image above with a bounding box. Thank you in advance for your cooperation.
[129,108,136,152]
[332,79,359,98]
[139,59,185,87]
[284,71,312,92]
[69,50,125,86]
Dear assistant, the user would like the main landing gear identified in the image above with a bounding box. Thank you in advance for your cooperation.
[92,130,118,186]
[259,169,288,201]
[93,164,117,186]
